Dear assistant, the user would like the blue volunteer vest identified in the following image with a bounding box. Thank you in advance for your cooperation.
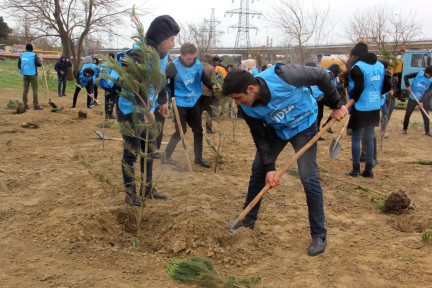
[252,67,259,76]
[99,62,120,95]
[348,61,384,111]
[19,51,37,76]
[241,64,318,140]
[82,63,99,83]
[410,71,432,101]
[172,58,203,107]
[118,53,169,115]
[78,68,93,87]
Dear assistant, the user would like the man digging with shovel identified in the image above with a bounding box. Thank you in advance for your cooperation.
[223,65,347,256]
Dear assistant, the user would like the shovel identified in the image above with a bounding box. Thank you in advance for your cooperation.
[228,99,354,232]
[94,130,123,141]
[329,115,350,158]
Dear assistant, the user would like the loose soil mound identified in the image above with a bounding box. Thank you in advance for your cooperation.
[1,89,431,287]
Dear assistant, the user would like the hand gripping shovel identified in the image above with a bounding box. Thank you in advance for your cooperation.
[410,91,432,123]
[228,99,354,232]
[329,115,350,158]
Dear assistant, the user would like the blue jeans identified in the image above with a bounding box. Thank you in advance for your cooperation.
[352,126,374,165]
[243,122,327,239]
[57,75,67,95]
[117,107,155,195]
[380,100,395,131]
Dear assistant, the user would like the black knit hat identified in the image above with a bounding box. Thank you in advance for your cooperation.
[350,42,368,57]
[146,15,180,47]
[25,44,33,51]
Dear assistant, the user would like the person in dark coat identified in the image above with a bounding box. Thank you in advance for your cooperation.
[54,55,72,97]
[344,43,391,178]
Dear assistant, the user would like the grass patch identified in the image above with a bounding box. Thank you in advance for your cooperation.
[0,58,76,93]
[408,160,432,165]
[287,167,299,178]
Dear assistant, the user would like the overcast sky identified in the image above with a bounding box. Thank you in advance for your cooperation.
[128,0,432,48]
[2,0,431,48]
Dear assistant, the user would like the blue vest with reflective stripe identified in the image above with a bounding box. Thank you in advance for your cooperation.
[118,53,168,115]
[173,58,203,107]
[410,71,432,101]
[348,61,384,111]
[241,64,318,140]
[19,51,36,76]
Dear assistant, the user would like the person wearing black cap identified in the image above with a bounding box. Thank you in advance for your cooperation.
[344,42,391,178]
[18,44,44,110]
[117,15,179,206]
[212,56,227,79]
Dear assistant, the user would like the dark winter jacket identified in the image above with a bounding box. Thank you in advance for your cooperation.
[54,56,72,77]
[239,64,342,172]
[347,53,391,130]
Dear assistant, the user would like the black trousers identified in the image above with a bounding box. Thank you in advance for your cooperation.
[165,102,203,161]
[72,85,92,107]
[197,95,214,131]
[154,106,166,150]
[403,98,430,133]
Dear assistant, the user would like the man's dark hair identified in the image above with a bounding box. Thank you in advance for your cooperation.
[425,66,432,74]
[83,67,95,76]
[108,52,115,59]
[180,43,196,55]
[222,68,257,96]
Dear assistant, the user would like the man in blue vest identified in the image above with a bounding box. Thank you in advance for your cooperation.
[163,43,217,168]
[222,65,347,256]
[117,15,180,206]
[402,66,432,136]
[18,44,43,110]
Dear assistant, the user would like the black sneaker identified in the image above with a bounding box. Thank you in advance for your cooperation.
[24,105,29,109]
[206,129,216,134]
[125,193,142,206]
[327,128,334,134]
[346,170,360,177]
[162,156,176,165]
[145,188,167,200]
[426,132,432,137]
[195,158,210,168]
[62,93,67,96]
[69,105,75,108]
[308,237,327,256]
[402,130,407,134]
[318,137,325,141]
[34,106,44,110]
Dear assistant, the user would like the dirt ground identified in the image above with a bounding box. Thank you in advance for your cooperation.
[0,87,431,288]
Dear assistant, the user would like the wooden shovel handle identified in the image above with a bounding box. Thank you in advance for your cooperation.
[235,99,355,223]
[76,84,100,105]
[410,91,432,123]
[171,98,193,172]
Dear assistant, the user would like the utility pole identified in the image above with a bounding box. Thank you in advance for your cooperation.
[225,0,262,53]
[203,8,221,48]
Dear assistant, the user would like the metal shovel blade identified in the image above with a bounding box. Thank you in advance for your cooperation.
[329,137,342,158]
[94,130,109,140]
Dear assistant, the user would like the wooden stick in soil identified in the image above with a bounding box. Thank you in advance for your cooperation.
[229,99,355,232]
[41,62,49,104]
[410,91,432,122]
[171,98,193,172]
